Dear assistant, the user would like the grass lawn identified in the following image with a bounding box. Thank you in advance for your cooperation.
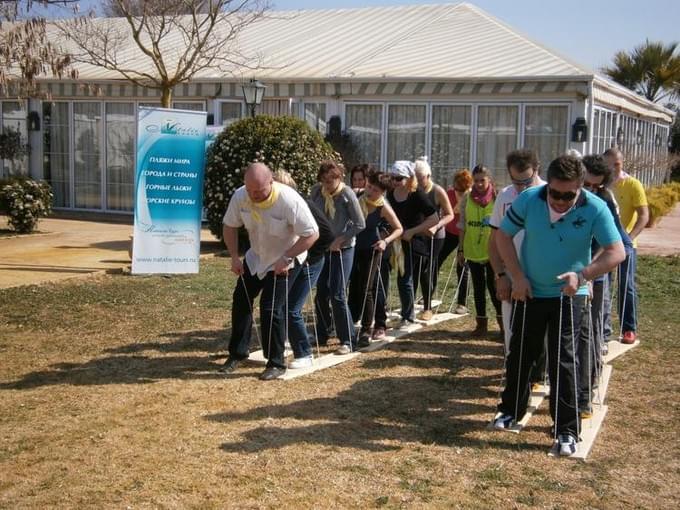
[1,255,679,508]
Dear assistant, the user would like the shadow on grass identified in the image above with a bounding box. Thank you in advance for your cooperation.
[205,374,545,454]
[0,329,233,389]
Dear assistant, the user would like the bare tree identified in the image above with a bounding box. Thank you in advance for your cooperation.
[59,0,270,107]
[103,0,210,17]
[0,1,81,95]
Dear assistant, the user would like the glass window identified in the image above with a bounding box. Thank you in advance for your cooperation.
[106,103,135,211]
[1,102,28,177]
[345,104,383,168]
[387,104,426,165]
[257,99,291,117]
[431,105,471,185]
[592,110,601,154]
[524,105,568,172]
[43,102,71,207]
[73,102,102,209]
[303,103,327,133]
[220,102,242,126]
[476,105,519,185]
[173,102,205,112]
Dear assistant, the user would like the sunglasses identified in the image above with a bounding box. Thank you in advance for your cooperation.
[391,175,406,182]
[548,187,578,202]
[511,175,534,186]
[584,181,604,191]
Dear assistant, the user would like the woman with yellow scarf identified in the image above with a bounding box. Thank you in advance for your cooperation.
[310,161,366,354]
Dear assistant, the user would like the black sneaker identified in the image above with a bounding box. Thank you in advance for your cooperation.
[358,334,371,348]
[218,357,241,373]
[259,366,286,381]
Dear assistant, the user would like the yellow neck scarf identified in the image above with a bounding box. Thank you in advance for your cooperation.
[246,182,280,223]
[358,194,385,218]
[390,239,405,276]
[321,182,345,219]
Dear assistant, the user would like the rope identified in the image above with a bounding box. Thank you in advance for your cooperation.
[618,254,632,339]
[304,262,321,360]
[570,295,581,441]
[555,294,563,442]
[513,300,528,424]
[434,247,457,314]
[239,273,261,346]
[338,250,355,352]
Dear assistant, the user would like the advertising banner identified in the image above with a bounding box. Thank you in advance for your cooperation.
[132,107,207,274]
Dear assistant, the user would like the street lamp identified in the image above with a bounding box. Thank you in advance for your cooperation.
[241,79,266,118]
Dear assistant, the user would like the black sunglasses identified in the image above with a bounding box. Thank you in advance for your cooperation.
[391,175,406,182]
[584,181,604,191]
[548,187,577,202]
[511,175,534,186]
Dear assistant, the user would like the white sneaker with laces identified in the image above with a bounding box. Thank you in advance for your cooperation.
[493,412,514,430]
[558,434,577,456]
[289,355,313,369]
[454,304,468,315]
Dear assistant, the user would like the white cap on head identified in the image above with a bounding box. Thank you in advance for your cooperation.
[389,160,415,178]
[564,149,583,160]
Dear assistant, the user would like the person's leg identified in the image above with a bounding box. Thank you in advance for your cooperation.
[374,251,391,330]
[484,262,502,327]
[329,247,357,347]
[422,237,445,310]
[576,291,595,411]
[360,250,382,335]
[438,231,458,269]
[603,271,614,341]
[501,300,513,354]
[347,250,362,323]
[287,259,323,359]
[314,253,333,345]
[546,295,584,440]
[468,261,487,318]
[498,299,547,421]
[457,259,470,307]
[259,267,298,369]
[618,247,637,336]
[228,262,263,360]
[397,241,415,321]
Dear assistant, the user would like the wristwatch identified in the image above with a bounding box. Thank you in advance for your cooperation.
[282,255,294,265]
[577,271,588,287]
[495,271,506,280]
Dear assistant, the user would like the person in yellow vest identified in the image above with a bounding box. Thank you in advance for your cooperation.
[457,164,502,336]
[603,148,648,344]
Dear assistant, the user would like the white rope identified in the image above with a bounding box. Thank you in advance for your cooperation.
[495,299,517,405]
[371,252,383,330]
[426,236,435,311]
[239,273,261,346]
[555,294,563,442]
[618,254,632,339]
[267,273,276,363]
[570,295,581,441]
[338,250,354,352]
[357,249,377,335]
[513,300,528,424]
[447,261,469,314]
[304,262,321,359]
[434,247,457,314]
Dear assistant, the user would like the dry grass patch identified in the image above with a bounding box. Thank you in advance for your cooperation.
[1,256,679,508]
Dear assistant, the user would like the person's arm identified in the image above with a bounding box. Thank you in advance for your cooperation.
[557,241,625,295]
[222,225,243,275]
[403,213,438,241]
[496,228,532,301]
[628,205,649,241]
[374,203,404,251]
[488,228,511,301]
[330,190,366,251]
[427,185,454,235]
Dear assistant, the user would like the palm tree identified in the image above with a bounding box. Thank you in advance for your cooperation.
[602,40,680,103]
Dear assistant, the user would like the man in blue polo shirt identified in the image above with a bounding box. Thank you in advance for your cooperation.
[492,154,625,456]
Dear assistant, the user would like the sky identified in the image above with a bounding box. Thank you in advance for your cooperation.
[40,0,680,73]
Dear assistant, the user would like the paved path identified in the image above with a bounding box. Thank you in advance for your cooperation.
[0,202,678,290]
[637,202,680,256]
[0,215,222,289]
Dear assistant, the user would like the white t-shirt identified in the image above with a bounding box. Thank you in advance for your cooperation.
[489,179,546,256]
[223,183,318,279]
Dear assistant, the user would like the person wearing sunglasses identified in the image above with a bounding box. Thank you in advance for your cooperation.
[488,149,545,353]
[492,154,625,457]
[387,160,438,328]
[577,155,633,416]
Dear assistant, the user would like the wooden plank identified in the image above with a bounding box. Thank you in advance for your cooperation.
[603,339,639,364]
[548,405,609,461]
[280,351,361,380]
[592,364,613,407]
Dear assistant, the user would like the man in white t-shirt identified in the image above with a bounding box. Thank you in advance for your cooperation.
[220,163,319,380]
[488,149,545,353]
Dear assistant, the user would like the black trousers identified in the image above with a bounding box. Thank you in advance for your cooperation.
[468,260,501,318]
[499,296,586,438]
[437,232,468,306]
[413,237,445,310]
[229,260,302,369]
[351,248,384,334]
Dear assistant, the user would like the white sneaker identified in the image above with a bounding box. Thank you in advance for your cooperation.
[454,304,468,315]
[493,412,514,430]
[335,344,352,355]
[558,434,577,456]
[289,355,313,369]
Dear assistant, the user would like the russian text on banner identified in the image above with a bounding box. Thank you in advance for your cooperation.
[132,107,207,274]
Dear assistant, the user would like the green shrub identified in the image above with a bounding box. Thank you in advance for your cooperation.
[203,115,337,239]
[646,182,680,227]
[0,177,53,233]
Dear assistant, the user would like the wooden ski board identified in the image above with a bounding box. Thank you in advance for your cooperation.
[603,339,639,364]
[548,405,609,461]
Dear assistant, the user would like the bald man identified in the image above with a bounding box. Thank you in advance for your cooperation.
[221,163,319,380]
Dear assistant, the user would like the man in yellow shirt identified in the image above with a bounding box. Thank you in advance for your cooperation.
[604,148,648,344]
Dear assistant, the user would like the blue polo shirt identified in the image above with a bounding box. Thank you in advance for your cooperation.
[500,185,621,298]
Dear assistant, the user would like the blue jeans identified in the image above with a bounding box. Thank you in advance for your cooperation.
[287,257,324,358]
[617,248,637,333]
[315,247,356,346]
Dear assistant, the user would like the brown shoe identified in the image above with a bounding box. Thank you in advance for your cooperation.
[471,317,488,337]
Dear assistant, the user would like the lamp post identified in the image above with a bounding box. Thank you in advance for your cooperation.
[241,79,266,118]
